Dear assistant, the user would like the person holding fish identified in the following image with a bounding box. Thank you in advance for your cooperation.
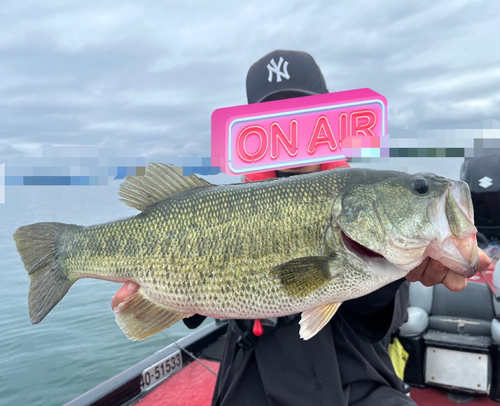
[15,50,491,406]
[110,50,491,405]
[206,50,490,406]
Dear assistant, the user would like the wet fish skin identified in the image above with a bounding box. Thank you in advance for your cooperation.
[13,164,478,340]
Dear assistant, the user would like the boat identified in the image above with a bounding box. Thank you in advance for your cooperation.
[64,268,500,406]
[64,294,500,406]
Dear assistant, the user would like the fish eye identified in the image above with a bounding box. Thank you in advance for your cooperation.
[411,177,430,195]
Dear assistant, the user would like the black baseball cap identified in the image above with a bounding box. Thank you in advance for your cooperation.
[246,50,329,104]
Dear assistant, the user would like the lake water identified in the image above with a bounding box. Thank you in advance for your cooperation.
[0,182,211,406]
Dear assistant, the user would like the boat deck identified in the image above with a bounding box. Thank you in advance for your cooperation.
[66,321,500,406]
[138,360,220,406]
[139,358,498,406]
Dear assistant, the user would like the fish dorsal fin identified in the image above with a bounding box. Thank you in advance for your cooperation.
[119,163,214,211]
[299,302,342,340]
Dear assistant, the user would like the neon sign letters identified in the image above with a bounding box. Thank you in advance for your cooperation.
[211,88,387,175]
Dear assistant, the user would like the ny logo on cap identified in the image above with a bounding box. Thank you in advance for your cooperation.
[267,57,290,83]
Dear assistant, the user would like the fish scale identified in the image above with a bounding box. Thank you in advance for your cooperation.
[59,178,328,314]
[14,163,479,340]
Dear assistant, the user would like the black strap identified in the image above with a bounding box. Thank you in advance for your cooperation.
[236,330,258,350]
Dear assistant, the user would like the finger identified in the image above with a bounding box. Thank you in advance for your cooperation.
[111,281,139,310]
[440,269,467,292]
[405,258,430,282]
[477,248,491,272]
[416,259,449,287]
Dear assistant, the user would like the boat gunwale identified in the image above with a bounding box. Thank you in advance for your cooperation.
[64,320,228,406]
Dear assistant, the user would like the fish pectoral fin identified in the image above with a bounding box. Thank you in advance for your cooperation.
[114,289,193,341]
[299,302,342,340]
[272,255,341,298]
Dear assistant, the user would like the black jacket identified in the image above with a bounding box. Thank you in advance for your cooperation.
[212,279,415,406]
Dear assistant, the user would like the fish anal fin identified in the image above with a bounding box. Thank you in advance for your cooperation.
[114,289,193,341]
[272,255,341,298]
[118,163,214,211]
[299,302,342,340]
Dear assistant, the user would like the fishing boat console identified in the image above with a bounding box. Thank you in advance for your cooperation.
[399,277,500,400]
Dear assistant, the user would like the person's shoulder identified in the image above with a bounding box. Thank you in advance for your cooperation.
[244,171,277,182]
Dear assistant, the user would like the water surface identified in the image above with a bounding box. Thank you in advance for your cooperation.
[0,182,204,406]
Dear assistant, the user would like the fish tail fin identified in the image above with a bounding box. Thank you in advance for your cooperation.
[13,222,75,324]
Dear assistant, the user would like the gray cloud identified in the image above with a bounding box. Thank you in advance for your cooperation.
[1,0,499,164]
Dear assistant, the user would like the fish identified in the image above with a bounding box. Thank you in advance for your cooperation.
[13,163,479,340]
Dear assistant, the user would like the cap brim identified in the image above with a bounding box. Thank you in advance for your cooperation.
[258,89,321,103]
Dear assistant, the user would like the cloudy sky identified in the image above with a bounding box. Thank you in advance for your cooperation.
[1,0,499,164]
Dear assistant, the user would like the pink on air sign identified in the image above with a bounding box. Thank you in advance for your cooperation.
[211,88,388,175]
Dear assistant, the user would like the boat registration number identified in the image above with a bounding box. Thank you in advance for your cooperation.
[140,350,183,392]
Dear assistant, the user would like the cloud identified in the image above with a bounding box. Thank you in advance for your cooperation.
[0,0,499,163]
[0,144,24,162]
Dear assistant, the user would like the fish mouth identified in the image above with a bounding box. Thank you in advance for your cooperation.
[425,180,479,278]
[341,231,384,259]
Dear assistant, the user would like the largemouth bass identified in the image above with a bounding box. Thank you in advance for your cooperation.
[14,163,478,340]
